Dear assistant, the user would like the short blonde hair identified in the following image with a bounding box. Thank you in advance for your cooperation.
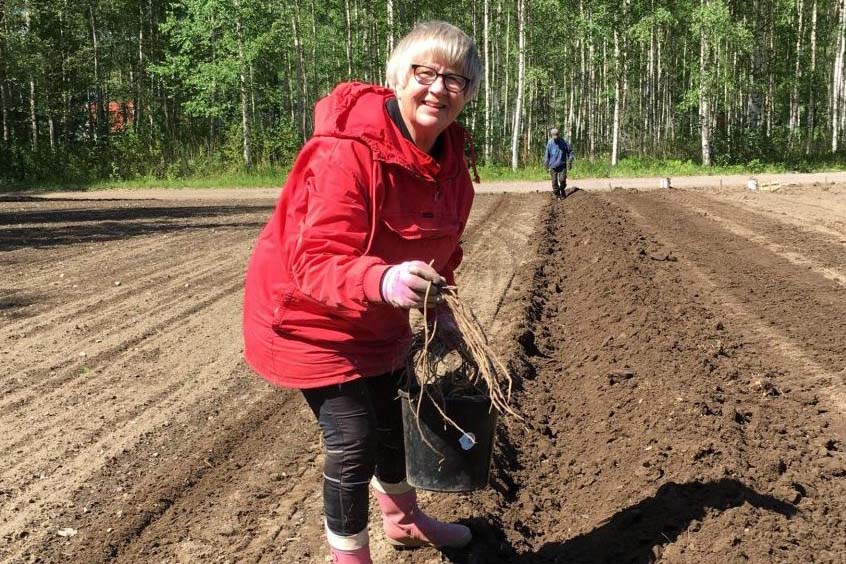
[386,21,482,100]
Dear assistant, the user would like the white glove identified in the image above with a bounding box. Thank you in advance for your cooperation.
[381,261,446,309]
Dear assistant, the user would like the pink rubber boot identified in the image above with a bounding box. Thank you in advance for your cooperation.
[329,546,372,564]
[371,477,472,548]
[326,524,373,564]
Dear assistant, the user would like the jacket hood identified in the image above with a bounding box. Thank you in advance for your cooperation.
[312,82,475,181]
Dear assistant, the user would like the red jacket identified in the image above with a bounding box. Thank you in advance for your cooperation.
[242,82,475,389]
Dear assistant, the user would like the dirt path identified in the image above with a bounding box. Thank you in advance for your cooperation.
[19,169,846,201]
[1,185,844,563]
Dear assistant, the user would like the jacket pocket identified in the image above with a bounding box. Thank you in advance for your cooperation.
[271,284,296,332]
[272,284,365,334]
[381,211,460,240]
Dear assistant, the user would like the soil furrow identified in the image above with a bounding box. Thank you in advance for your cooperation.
[605,190,846,376]
[13,384,302,564]
[670,190,846,285]
[456,191,845,563]
[0,273,246,418]
[0,229,254,345]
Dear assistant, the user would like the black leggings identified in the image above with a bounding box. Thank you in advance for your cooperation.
[302,371,407,535]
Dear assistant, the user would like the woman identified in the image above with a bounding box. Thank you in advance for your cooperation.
[242,21,482,564]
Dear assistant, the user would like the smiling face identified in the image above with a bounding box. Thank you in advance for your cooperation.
[395,57,469,153]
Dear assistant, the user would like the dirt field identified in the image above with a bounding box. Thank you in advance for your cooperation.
[1,181,844,563]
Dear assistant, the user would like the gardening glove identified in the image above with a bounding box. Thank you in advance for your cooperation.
[381,261,446,309]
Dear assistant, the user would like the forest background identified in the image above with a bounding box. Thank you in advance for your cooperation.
[2,0,846,188]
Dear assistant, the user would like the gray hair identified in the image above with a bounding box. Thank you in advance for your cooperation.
[386,21,482,100]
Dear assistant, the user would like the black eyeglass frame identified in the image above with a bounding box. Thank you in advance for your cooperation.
[410,64,471,94]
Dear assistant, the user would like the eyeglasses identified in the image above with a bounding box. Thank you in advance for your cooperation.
[411,64,470,94]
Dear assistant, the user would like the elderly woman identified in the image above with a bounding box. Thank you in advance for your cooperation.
[242,21,482,564]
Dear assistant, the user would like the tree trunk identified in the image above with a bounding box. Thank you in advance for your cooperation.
[648,13,655,151]
[1,80,7,144]
[699,0,712,166]
[502,2,511,149]
[386,0,394,54]
[806,0,818,154]
[766,11,775,139]
[0,35,7,144]
[48,112,55,152]
[29,77,38,150]
[135,0,144,135]
[0,0,6,145]
[285,52,295,124]
[240,71,252,170]
[588,31,595,157]
[344,0,352,78]
[292,4,308,140]
[510,0,525,171]
[790,0,805,138]
[833,0,846,152]
[525,78,533,163]
[235,1,253,170]
[611,29,621,166]
[484,0,492,163]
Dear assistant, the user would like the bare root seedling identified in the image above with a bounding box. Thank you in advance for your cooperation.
[404,284,522,456]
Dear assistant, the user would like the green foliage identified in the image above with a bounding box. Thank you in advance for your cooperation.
[2,0,846,186]
[629,7,675,43]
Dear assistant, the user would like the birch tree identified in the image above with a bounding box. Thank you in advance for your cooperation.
[699,0,712,166]
[510,0,526,170]
[611,27,622,165]
[832,0,846,151]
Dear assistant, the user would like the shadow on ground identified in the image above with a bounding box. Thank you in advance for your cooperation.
[441,479,796,564]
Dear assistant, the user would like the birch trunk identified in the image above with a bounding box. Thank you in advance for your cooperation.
[292,5,308,139]
[588,16,595,156]
[834,0,846,152]
[0,1,5,145]
[611,29,621,166]
[26,3,38,149]
[699,0,712,166]
[510,0,525,171]
[767,13,775,138]
[285,53,295,125]
[525,78,533,163]
[235,2,252,170]
[484,0,492,163]
[135,2,143,133]
[502,2,511,146]
[790,0,805,135]
[386,0,394,54]
[0,34,7,144]
[89,5,104,141]
[29,77,37,150]
[344,0,352,77]
[806,0,818,154]
[657,26,664,150]
[48,113,55,152]
[644,15,655,151]
[1,80,7,144]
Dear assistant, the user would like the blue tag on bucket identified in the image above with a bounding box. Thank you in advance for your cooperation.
[459,432,477,450]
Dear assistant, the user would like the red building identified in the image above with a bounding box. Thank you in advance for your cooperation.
[88,100,135,133]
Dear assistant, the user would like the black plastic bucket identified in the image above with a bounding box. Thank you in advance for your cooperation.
[400,389,498,492]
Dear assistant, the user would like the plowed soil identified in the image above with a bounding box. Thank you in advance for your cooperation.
[1,182,844,564]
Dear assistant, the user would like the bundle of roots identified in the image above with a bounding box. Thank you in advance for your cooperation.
[405,286,521,442]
